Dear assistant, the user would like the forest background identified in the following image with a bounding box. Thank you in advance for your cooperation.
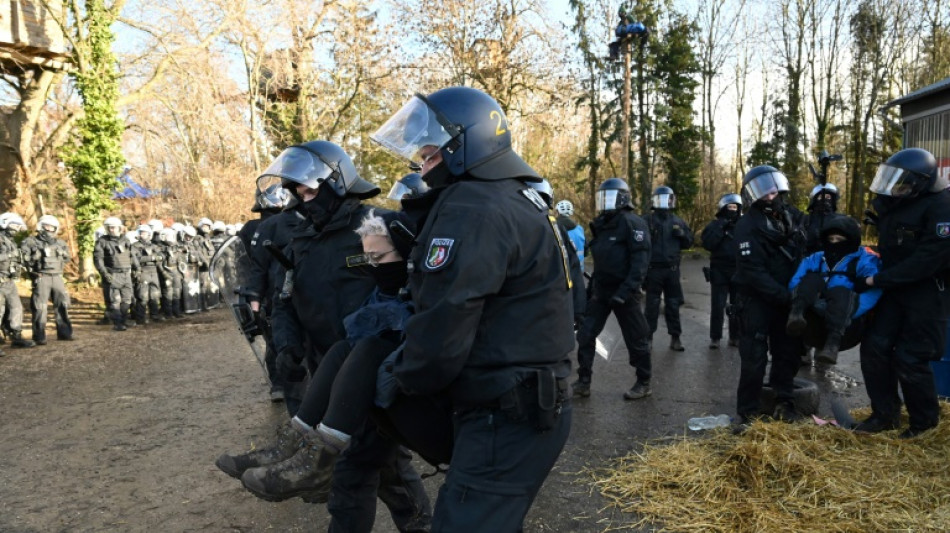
[1,0,948,276]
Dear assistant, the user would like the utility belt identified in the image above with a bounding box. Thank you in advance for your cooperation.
[480,369,569,432]
[107,267,132,273]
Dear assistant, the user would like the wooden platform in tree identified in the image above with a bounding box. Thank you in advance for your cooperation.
[0,0,68,73]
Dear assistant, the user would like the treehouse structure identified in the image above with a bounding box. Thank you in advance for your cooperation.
[0,0,69,74]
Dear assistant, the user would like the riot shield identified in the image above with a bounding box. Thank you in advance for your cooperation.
[211,236,270,383]
[182,263,201,313]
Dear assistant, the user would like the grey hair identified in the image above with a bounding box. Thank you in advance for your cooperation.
[355,209,392,243]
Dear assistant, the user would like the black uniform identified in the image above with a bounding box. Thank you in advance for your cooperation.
[0,231,28,342]
[157,239,185,318]
[395,178,574,531]
[21,232,73,341]
[246,209,301,390]
[271,198,429,532]
[732,207,805,420]
[575,208,652,383]
[860,190,950,433]
[554,215,586,324]
[644,210,693,338]
[93,234,136,327]
[131,239,163,322]
[701,213,740,343]
[196,232,219,309]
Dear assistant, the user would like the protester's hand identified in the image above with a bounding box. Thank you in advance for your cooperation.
[853,276,874,293]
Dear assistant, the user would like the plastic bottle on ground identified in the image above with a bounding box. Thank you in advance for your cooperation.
[687,414,732,431]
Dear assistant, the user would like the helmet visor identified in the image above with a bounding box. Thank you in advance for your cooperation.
[371,96,455,165]
[387,181,415,200]
[596,190,619,212]
[260,147,334,190]
[743,171,790,202]
[652,193,674,209]
[870,163,918,197]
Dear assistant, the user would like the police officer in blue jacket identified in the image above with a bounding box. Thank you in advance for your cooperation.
[373,86,574,532]
[855,148,950,438]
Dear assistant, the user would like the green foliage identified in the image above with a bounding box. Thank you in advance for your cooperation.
[61,0,125,260]
[654,14,702,211]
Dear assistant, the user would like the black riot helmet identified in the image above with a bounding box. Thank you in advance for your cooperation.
[870,148,946,198]
[387,172,430,200]
[371,86,540,182]
[651,185,676,210]
[717,193,742,212]
[741,165,790,206]
[596,178,632,213]
[257,140,379,200]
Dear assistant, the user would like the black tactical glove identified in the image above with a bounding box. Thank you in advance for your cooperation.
[852,276,872,293]
[573,313,585,332]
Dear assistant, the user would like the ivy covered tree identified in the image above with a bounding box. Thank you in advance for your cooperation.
[61,0,126,275]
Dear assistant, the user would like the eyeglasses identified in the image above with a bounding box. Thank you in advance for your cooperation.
[365,249,396,267]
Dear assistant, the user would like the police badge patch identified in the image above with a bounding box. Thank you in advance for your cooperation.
[425,238,454,270]
[634,230,645,242]
[937,222,950,238]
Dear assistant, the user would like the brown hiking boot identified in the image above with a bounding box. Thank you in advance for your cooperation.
[241,427,348,503]
[215,421,303,479]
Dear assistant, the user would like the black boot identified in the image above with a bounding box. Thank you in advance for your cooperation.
[815,334,841,365]
[173,299,185,318]
[149,301,165,321]
[785,306,807,336]
[10,330,35,348]
[215,421,304,479]
[572,377,591,398]
[240,425,347,503]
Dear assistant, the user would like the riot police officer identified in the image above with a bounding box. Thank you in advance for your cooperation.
[20,215,73,343]
[803,183,848,254]
[644,185,693,351]
[856,148,950,438]
[0,213,35,349]
[221,140,431,531]
[131,225,164,323]
[94,217,136,331]
[701,193,742,349]
[372,86,574,531]
[196,218,219,309]
[574,178,652,399]
[386,172,429,201]
[237,185,290,253]
[156,228,185,319]
[733,166,806,423]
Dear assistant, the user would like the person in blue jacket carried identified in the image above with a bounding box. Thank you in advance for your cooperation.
[786,216,881,365]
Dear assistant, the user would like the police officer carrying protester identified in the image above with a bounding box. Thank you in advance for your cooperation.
[701,193,742,349]
[0,213,35,350]
[644,185,693,351]
[94,217,136,331]
[855,148,950,438]
[372,86,574,532]
[20,215,73,344]
[803,183,847,254]
[733,166,806,424]
[224,140,431,532]
[573,178,652,399]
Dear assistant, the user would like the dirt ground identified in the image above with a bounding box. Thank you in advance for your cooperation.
[0,259,875,532]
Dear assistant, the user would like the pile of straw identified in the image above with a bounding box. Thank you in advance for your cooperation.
[594,404,950,532]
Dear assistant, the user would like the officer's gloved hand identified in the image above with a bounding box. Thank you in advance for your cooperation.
[275,346,307,382]
[573,313,585,331]
[672,224,685,237]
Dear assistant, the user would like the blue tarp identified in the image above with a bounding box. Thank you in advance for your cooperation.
[112,172,171,200]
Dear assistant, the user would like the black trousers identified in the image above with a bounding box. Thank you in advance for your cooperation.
[645,264,684,336]
[576,291,651,383]
[792,272,854,338]
[31,274,72,341]
[709,266,738,341]
[736,291,804,419]
[860,286,949,431]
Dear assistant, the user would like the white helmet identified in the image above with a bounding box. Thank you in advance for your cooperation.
[555,200,574,217]
[212,220,226,233]
[103,216,122,227]
[1,212,27,232]
[183,225,197,238]
[137,224,153,239]
[94,226,106,240]
[159,228,177,243]
[125,230,139,243]
[809,183,839,199]
[234,222,243,231]
[197,217,213,233]
[171,222,185,232]
[225,224,236,236]
[37,214,61,233]
[148,219,164,233]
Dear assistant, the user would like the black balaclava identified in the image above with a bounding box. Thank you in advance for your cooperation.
[371,261,409,295]
[301,182,343,231]
[721,208,740,221]
[38,230,56,242]
[421,160,457,190]
[822,231,858,267]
